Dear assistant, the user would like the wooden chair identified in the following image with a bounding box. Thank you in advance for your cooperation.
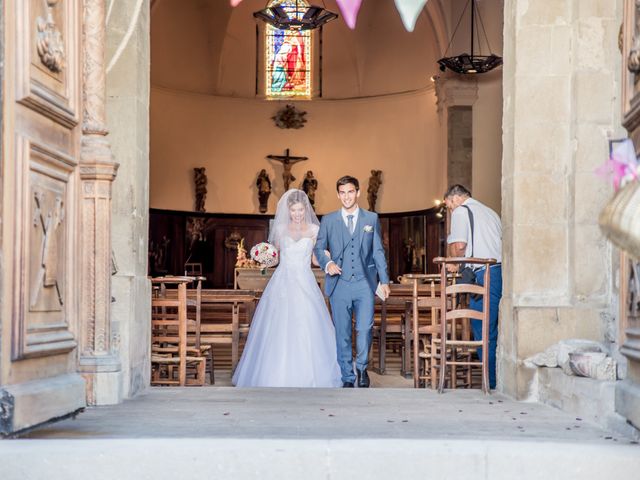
[401,274,442,389]
[155,278,224,384]
[186,276,215,384]
[197,290,257,374]
[371,297,409,374]
[150,276,207,386]
[432,257,496,394]
[373,282,443,378]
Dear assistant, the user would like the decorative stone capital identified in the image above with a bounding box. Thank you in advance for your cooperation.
[79,161,119,182]
[435,75,479,114]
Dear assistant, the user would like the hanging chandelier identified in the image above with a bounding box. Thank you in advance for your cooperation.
[253,0,338,31]
[437,0,502,75]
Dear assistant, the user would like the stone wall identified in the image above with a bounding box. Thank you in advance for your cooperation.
[106,0,151,399]
[501,0,624,398]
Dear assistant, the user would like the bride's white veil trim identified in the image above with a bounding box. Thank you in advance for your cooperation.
[269,189,320,250]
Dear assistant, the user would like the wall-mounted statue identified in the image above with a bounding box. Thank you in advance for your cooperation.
[272,103,307,129]
[301,170,318,209]
[193,167,207,212]
[367,169,382,212]
[256,169,272,213]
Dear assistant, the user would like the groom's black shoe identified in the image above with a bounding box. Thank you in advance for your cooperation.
[357,369,370,388]
[342,381,355,388]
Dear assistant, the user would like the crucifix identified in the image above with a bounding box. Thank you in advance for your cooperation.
[266,148,308,191]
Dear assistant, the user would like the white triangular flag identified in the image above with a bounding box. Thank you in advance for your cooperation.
[394,0,429,32]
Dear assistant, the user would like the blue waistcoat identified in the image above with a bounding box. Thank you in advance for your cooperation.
[339,223,366,282]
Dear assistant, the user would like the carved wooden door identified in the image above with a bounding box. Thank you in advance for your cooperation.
[615,0,640,430]
[1,0,85,435]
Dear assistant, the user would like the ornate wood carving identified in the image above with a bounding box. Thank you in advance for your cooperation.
[623,0,640,133]
[620,253,640,347]
[36,0,65,73]
[12,137,77,360]
[629,1,640,72]
[16,0,79,128]
[30,190,65,309]
[272,104,307,129]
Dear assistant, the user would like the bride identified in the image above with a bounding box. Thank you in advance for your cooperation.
[232,189,342,387]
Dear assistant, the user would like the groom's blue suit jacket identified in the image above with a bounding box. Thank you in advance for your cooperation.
[314,208,390,297]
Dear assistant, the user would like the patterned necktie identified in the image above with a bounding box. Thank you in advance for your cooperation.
[347,214,354,235]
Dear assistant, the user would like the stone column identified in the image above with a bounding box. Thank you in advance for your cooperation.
[435,75,478,193]
[501,0,623,398]
[106,0,152,398]
[78,0,122,405]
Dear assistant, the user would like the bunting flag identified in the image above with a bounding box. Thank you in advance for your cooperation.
[394,0,428,32]
[335,0,364,30]
[229,0,428,34]
[595,139,640,191]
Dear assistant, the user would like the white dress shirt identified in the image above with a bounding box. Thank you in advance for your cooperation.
[341,206,360,231]
[448,198,502,263]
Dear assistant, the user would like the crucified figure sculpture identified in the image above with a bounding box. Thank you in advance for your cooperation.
[266,148,308,191]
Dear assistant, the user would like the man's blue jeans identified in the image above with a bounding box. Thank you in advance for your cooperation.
[468,265,502,389]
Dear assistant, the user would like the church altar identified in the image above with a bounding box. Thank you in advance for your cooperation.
[149,209,444,289]
[234,267,325,290]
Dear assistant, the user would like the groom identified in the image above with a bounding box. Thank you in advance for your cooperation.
[314,176,390,388]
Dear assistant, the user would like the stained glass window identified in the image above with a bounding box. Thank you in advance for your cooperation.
[265,1,312,98]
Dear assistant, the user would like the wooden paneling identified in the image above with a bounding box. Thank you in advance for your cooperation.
[1,0,85,434]
[16,0,80,128]
[12,136,77,360]
[149,208,445,288]
[6,0,81,363]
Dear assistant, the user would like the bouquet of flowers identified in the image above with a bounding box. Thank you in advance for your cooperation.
[250,242,279,269]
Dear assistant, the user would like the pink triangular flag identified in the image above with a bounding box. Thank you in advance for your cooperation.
[394,0,428,32]
[596,138,640,190]
[336,0,364,30]
[230,0,243,6]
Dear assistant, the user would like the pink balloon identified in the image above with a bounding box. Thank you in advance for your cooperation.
[336,0,363,30]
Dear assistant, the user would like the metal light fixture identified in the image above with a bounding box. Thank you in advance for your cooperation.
[437,0,502,75]
[253,0,338,31]
[434,199,446,219]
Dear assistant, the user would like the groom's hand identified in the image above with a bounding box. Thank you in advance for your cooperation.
[380,284,391,300]
[326,261,342,276]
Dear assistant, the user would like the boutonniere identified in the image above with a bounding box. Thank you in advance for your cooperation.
[363,225,374,233]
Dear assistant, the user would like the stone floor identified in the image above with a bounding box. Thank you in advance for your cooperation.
[4,378,639,479]
[20,386,637,443]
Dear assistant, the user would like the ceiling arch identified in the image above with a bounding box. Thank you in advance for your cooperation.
[151,0,451,98]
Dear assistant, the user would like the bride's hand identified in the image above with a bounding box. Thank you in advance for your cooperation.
[327,262,342,276]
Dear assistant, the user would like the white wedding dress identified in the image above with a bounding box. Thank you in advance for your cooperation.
[232,235,342,388]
